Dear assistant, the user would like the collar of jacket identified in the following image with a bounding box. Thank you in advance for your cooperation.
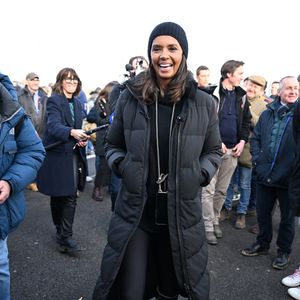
[18,86,46,98]
[123,72,197,120]
[268,98,296,113]
[218,80,246,99]
[198,84,217,95]
[0,83,21,119]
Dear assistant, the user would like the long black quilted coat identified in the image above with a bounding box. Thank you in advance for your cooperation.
[93,77,222,300]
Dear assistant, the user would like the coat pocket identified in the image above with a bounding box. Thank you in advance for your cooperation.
[4,194,26,236]
[1,140,17,173]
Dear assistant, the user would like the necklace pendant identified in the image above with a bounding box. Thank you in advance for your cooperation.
[157,173,168,194]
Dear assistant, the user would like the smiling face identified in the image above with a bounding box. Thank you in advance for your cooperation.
[27,78,40,93]
[278,77,299,104]
[150,35,183,90]
[62,73,79,98]
[246,81,265,99]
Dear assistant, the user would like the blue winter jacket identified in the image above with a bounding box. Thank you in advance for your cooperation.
[0,81,45,239]
[250,99,296,188]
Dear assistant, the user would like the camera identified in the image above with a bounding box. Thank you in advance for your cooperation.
[122,56,149,82]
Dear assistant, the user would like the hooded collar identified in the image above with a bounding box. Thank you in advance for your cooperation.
[0,83,21,120]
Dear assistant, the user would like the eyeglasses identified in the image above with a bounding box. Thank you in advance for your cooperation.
[30,78,40,82]
[64,78,78,84]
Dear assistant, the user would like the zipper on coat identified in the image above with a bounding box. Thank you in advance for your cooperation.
[174,115,192,300]
[269,115,292,174]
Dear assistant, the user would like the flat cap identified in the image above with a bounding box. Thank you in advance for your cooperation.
[26,72,39,80]
[248,75,267,88]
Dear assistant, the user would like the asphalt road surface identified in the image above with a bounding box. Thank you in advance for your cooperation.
[8,182,299,300]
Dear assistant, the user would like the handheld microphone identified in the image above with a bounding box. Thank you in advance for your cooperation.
[125,64,134,71]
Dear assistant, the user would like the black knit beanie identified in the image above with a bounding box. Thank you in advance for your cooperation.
[147,22,188,61]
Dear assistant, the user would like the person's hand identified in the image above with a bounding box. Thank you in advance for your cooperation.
[0,180,11,204]
[70,129,89,141]
[221,143,227,154]
[77,140,88,148]
[232,140,246,157]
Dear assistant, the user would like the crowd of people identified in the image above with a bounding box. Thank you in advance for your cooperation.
[1,20,300,300]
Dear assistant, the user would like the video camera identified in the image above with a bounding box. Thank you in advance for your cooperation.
[123,56,149,80]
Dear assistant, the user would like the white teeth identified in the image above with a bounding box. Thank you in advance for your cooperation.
[160,64,171,67]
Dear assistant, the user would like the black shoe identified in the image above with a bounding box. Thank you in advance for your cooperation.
[241,243,269,257]
[57,238,82,254]
[272,251,290,270]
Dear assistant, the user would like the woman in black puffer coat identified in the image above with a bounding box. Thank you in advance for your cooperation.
[93,22,222,300]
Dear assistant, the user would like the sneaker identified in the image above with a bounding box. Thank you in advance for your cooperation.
[288,287,300,300]
[220,209,231,222]
[205,231,218,245]
[272,251,290,270]
[235,214,246,229]
[241,243,269,257]
[282,269,300,287]
[213,224,223,238]
[86,176,93,183]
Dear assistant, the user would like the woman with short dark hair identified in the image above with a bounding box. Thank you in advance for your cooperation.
[37,67,89,254]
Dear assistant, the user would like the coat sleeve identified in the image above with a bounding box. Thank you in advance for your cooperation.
[105,93,127,176]
[45,96,72,142]
[250,112,264,166]
[240,99,252,143]
[292,101,300,143]
[2,116,45,194]
[0,72,18,101]
[86,106,99,123]
[199,98,222,186]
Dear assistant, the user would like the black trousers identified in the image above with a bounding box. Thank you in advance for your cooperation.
[50,195,77,240]
[118,228,179,300]
[256,183,295,254]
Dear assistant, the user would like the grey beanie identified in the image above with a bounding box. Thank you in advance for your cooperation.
[147,22,188,61]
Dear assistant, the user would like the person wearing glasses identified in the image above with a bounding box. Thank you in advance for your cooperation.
[18,72,48,192]
[37,68,89,254]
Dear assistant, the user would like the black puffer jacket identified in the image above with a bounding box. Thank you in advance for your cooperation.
[93,77,222,300]
[289,99,300,216]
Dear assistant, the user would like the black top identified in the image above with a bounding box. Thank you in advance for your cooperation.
[219,90,238,148]
[139,95,183,233]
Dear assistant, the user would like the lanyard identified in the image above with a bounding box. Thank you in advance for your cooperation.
[155,100,176,194]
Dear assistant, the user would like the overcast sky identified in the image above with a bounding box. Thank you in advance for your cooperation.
[1,0,299,94]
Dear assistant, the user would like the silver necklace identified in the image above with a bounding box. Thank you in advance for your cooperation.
[155,100,176,194]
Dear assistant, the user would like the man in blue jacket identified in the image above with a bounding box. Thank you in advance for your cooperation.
[0,72,45,300]
[242,76,299,270]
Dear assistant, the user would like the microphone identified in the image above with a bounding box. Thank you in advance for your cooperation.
[125,64,134,71]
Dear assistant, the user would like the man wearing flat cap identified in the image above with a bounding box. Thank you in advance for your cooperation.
[18,72,47,191]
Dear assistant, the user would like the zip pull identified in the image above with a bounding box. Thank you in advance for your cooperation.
[184,283,192,299]
[139,109,150,120]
